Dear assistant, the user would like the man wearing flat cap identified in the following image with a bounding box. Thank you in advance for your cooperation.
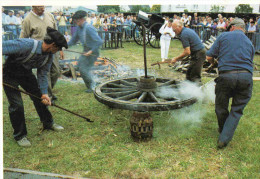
[206,18,255,149]
[3,27,68,147]
[68,10,103,93]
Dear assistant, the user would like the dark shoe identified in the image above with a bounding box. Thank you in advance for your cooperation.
[85,89,93,93]
[45,123,64,131]
[17,137,31,147]
[51,99,55,105]
[217,140,228,149]
[52,95,58,101]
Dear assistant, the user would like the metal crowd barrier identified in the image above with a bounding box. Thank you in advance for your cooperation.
[190,25,260,52]
[2,23,259,52]
[2,24,21,40]
[245,32,260,52]
[65,24,133,41]
[97,30,123,49]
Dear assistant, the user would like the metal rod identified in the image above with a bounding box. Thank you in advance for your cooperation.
[64,49,96,56]
[3,82,93,122]
[141,24,148,78]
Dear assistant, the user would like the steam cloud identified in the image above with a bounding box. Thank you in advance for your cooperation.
[156,80,216,131]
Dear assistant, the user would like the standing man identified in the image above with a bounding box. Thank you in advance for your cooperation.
[2,7,7,37]
[124,15,132,41]
[20,6,64,103]
[2,7,7,26]
[171,20,206,83]
[5,10,18,39]
[206,18,254,149]
[68,10,103,93]
[3,27,68,147]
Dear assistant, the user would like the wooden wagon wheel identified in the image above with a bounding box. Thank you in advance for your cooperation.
[133,25,149,46]
[94,76,197,111]
[148,22,163,48]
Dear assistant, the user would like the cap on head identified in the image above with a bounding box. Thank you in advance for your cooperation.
[9,10,14,13]
[72,10,87,20]
[227,18,245,31]
[45,27,68,49]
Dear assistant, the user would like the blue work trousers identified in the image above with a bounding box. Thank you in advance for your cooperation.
[214,72,253,144]
[3,62,54,140]
[78,53,98,90]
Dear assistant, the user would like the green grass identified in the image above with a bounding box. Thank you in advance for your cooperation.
[3,40,260,178]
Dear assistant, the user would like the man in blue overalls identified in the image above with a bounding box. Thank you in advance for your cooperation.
[68,10,103,93]
[206,18,255,149]
[3,27,68,147]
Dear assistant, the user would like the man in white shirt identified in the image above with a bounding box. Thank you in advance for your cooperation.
[217,18,226,31]
[5,10,18,39]
[248,21,256,32]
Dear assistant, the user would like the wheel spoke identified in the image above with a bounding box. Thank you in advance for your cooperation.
[135,92,148,103]
[107,82,135,88]
[158,80,176,87]
[104,90,138,98]
[148,92,160,103]
[154,93,181,101]
[116,91,142,100]
[120,79,136,87]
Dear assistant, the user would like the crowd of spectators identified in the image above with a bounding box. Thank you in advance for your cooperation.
[2,7,260,44]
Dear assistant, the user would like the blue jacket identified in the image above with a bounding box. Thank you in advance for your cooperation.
[68,22,103,53]
[206,30,254,73]
[180,27,204,53]
[3,38,53,94]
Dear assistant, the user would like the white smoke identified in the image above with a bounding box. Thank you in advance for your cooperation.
[156,80,216,133]
[156,80,215,103]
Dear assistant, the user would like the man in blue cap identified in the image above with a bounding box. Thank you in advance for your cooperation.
[206,18,255,149]
[3,27,68,147]
[68,10,103,93]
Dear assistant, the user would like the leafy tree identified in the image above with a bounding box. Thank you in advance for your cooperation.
[184,9,189,13]
[129,5,150,13]
[210,5,225,13]
[235,4,253,13]
[151,5,161,13]
[97,5,120,13]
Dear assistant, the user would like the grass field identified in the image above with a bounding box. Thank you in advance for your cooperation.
[3,40,260,178]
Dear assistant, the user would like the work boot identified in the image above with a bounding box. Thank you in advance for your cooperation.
[217,140,228,149]
[17,137,31,147]
[45,123,64,131]
[52,95,58,101]
[51,95,58,105]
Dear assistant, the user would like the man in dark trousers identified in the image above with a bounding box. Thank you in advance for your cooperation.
[68,10,103,93]
[3,27,68,147]
[206,18,255,149]
[171,20,206,83]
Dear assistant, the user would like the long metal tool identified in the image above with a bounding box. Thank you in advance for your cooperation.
[64,49,96,56]
[3,82,93,122]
